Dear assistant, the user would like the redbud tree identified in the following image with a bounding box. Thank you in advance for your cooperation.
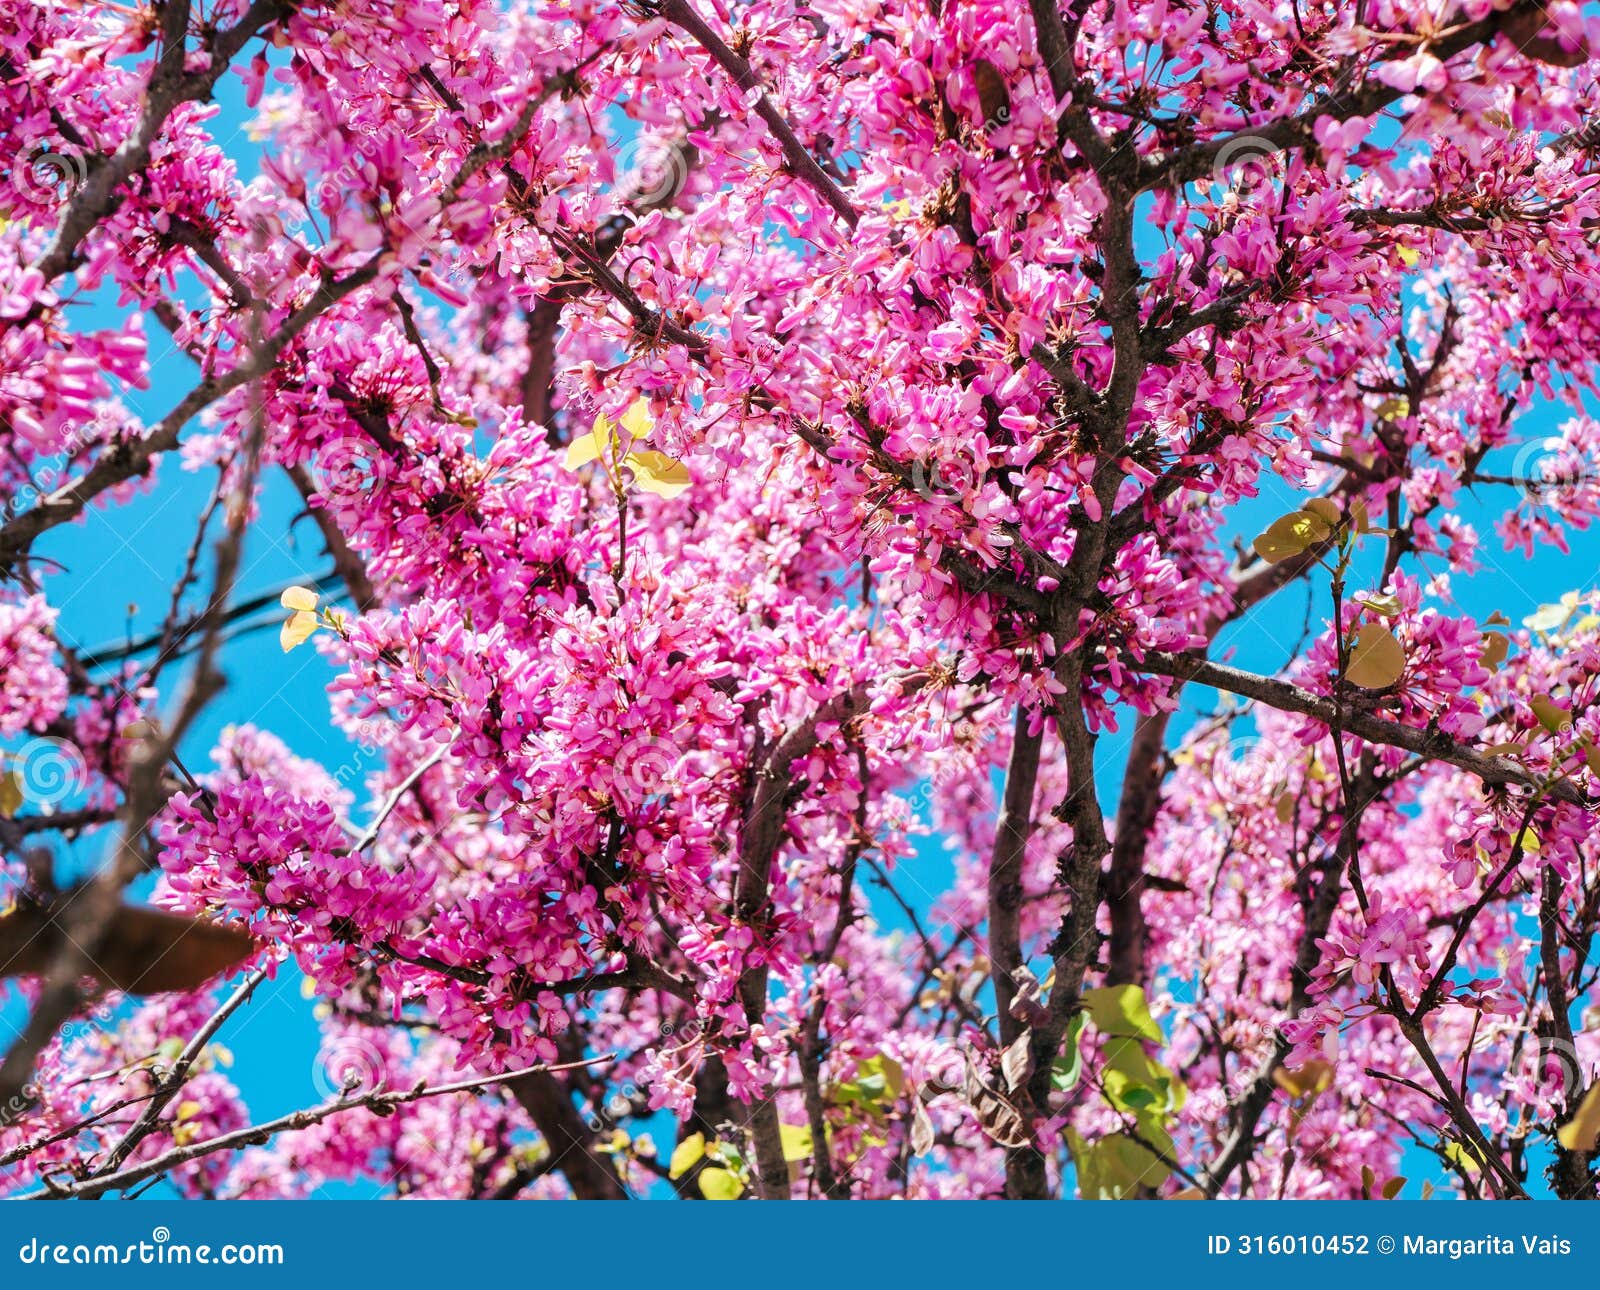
[0,0,1598,1201]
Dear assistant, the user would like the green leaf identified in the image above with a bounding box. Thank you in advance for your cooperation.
[668,1131,705,1179]
[1105,1075,1157,1111]
[831,1054,908,1118]
[1051,1013,1086,1092]
[857,1054,906,1100]
[1101,1040,1184,1117]
[1081,984,1164,1044]
[1068,1129,1171,1199]
[1345,622,1405,689]
[697,1166,744,1200]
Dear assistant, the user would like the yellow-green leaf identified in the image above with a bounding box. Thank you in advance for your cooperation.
[0,768,21,820]
[564,419,614,470]
[697,1166,744,1200]
[623,450,691,499]
[1479,631,1509,672]
[1081,984,1164,1044]
[1525,594,1580,634]
[668,1132,705,1179]
[1345,622,1404,689]
[859,1054,906,1100]
[1274,1059,1334,1100]
[1252,511,1331,564]
[618,397,653,439]
[280,610,321,652]
[1531,696,1570,736]
[1559,1083,1600,1154]
[1396,245,1420,267]
[1354,591,1402,617]
[1068,1128,1170,1199]
[779,1122,813,1162]
[1302,497,1341,526]
[280,586,319,612]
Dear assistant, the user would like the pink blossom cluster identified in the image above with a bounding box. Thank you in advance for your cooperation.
[2,0,1600,1201]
